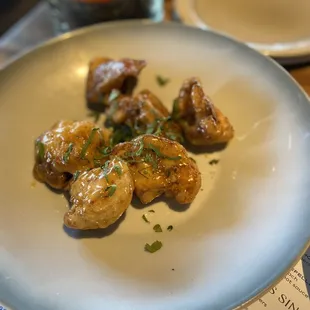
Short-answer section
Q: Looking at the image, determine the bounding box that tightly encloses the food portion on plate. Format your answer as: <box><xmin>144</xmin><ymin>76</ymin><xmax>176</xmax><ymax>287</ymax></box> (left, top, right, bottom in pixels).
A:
<box><xmin>106</xmin><ymin>89</ymin><xmax>184</xmax><ymax>143</ymax></box>
<box><xmin>64</xmin><ymin>158</ymin><xmax>134</xmax><ymax>230</ymax></box>
<box><xmin>33</xmin><ymin>57</ymin><xmax>234</xmax><ymax>231</ymax></box>
<box><xmin>111</xmin><ymin>134</ymin><xmax>201</xmax><ymax>204</ymax></box>
<box><xmin>86</xmin><ymin>57</ymin><xmax>146</xmax><ymax>108</ymax></box>
<box><xmin>33</xmin><ymin>120</ymin><xmax>111</xmax><ymax>190</ymax></box>
<box><xmin>172</xmin><ymin>77</ymin><xmax>234</xmax><ymax>145</ymax></box>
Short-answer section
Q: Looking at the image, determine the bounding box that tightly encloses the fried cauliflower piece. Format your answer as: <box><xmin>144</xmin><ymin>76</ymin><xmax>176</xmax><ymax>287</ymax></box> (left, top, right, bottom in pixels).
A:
<box><xmin>64</xmin><ymin>158</ymin><xmax>134</xmax><ymax>230</ymax></box>
<box><xmin>111</xmin><ymin>134</ymin><xmax>201</xmax><ymax>204</ymax></box>
<box><xmin>173</xmin><ymin>77</ymin><xmax>234</xmax><ymax>145</ymax></box>
<box><xmin>33</xmin><ymin>120</ymin><xmax>110</xmax><ymax>190</ymax></box>
<box><xmin>86</xmin><ymin>57</ymin><xmax>146</xmax><ymax>106</ymax></box>
<box><xmin>107</xmin><ymin>89</ymin><xmax>183</xmax><ymax>143</ymax></box>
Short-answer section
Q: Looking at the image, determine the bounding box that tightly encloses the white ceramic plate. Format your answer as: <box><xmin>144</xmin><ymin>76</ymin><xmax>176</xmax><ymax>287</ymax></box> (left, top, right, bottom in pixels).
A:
<box><xmin>0</xmin><ymin>21</ymin><xmax>310</xmax><ymax>310</ymax></box>
<box><xmin>175</xmin><ymin>0</ymin><xmax>310</xmax><ymax>63</ymax></box>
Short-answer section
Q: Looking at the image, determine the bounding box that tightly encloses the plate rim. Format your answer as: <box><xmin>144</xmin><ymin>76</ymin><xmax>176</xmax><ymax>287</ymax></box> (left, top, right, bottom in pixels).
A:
<box><xmin>174</xmin><ymin>0</ymin><xmax>310</xmax><ymax>61</ymax></box>
<box><xmin>1</xmin><ymin>19</ymin><xmax>310</xmax><ymax>310</ymax></box>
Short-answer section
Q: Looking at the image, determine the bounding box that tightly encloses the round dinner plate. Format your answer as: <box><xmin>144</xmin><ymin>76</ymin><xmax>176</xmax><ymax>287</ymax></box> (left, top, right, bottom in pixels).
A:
<box><xmin>175</xmin><ymin>0</ymin><xmax>310</xmax><ymax>64</ymax></box>
<box><xmin>0</xmin><ymin>21</ymin><xmax>310</xmax><ymax>310</ymax></box>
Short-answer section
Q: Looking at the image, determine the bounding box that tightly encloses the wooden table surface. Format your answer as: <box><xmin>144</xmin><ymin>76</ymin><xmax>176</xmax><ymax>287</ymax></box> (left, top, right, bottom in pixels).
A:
<box><xmin>164</xmin><ymin>0</ymin><xmax>310</xmax><ymax>97</ymax></box>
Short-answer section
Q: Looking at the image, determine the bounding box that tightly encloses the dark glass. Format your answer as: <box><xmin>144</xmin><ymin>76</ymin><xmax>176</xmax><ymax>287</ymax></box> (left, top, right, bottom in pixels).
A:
<box><xmin>48</xmin><ymin>0</ymin><xmax>164</xmax><ymax>34</ymax></box>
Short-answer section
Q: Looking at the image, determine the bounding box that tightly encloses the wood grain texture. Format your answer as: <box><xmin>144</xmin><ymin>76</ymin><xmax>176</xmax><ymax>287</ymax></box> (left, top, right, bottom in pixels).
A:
<box><xmin>290</xmin><ymin>66</ymin><xmax>310</xmax><ymax>96</ymax></box>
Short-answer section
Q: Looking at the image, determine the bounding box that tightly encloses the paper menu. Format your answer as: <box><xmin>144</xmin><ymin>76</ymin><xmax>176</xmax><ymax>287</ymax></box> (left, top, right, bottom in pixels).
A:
<box><xmin>244</xmin><ymin>248</ymin><xmax>310</xmax><ymax>310</ymax></box>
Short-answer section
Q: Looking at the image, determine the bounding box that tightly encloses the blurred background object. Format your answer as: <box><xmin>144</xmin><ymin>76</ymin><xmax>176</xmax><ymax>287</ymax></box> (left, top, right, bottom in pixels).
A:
<box><xmin>0</xmin><ymin>0</ymin><xmax>164</xmax><ymax>67</ymax></box>
<box><xmin>48</xmin><ymin>0</ymin><xmax>164</xmax><ymax>34</ymax></box>
<box><xmin>0</xmin><ymin>0</ymin><xmax>39</xmax><ymax>36</ymax></box>
<box><xmin>174</xmin><ymin>0</ymin><xmax>310</xmax><ymax>64</ymax></box>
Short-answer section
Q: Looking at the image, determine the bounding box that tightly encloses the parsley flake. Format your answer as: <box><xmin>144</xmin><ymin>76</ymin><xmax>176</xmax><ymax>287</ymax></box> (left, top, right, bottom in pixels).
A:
<box><xmin>142</xmin><ymin>214</ymin><xmax>150</xmax><ymax>223</ymax></box>
<box><xmin>135</xmin><ymin>139</ymin><xmax>144</xmax><ymax>156</ymax></box>
<box><xmin>36</xmin><ymin>141</ymin><xmax>45</xmax><ymax>161</ymax></box>
<box><xmin>113</xmin><ymin>165</ymin><xmax>122</xmax><ymax>176</ymax></box>
<box><xmin>148</xmin><ymin>143</ymin><xmax>181</xmax><ymax>161</ymax></box>
<box><xmin>145</xmin><ymin>240</ymin><xmax>163</xmax><ymax>253</ymax></box>
<box><xmin>108</xmin><ymin>89</ymin><xmax>120</xmax><ymax>102</ymax></box>
<box><xmin>63</xmin><ymin>143</ymin><xmax>74</xmax><ymax>163</ymax></box>
<box><xmin>105</xmin><ymin>184</ymin><xmax>117</xmax><ymax>197</ymax></box>
<box><xmin>156</xmin><ymin>75</ymin><xmax>170</xmax><ymax>87</ymax></box>
<box><xmin>80</xmin><ymin>128</ymin><xmax>100</xmax><ymax>159</ymax></box>
<box><xmin>209</xmin><ymin>159</ymin><xmax>219</xmax><ymax>165</ymax></box>
<box><xmin>172</xmin><ymin>99</ymin><xmax>180</xmax><ymax>118</ymax></box>
<box><xmin>153</xmin><ymin>224</ymin><xmax>162</xmax><ymax>233</ymax></box>
<box><xmin>167</xmin><ymin>225</ymin><xmax>173</xmax><ymax>231</ymax></box>
<box><xmin>73</xmin><ymin>171</ymin><xmax>81</xmax><ymax>181</ymax></box>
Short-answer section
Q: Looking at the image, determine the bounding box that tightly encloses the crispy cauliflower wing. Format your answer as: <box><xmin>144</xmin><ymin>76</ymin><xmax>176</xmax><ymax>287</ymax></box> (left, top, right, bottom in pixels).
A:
<box><xmin>33</xmin><ymin>120</ymin><xmax>110</xmax><ymax>190</ymax></box>
<box><xmin>86</xmin><ymin>57</ymin><xmax>146</xmax><ymax>106</ymax></box>
<box><xmin>64</xmin><ymin>158</ymin><xmax>134</xmax><ymax>230</ymax></box>
<box><xmin>107</xmin><ymin>89</ymin><xmax>183</xmax><ymax>143</ymax></box>
<box><xmin>111</xmin><ymin>134</ymin><xmax>201</xmax><ymax>204</ymax></box>
<box><xmin>173</xmin><ymin>77</ymin><xmax>234</xmax><ymax>145</ymax></box>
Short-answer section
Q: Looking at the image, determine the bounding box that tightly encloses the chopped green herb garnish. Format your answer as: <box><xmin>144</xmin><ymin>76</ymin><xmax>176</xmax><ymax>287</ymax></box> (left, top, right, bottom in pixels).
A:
<box><xmin>148</xmin><ymin>143</ymin><xmax>164</xmax><ymax>157</ymax></box>
<box><xmin>167</xmin><ymin>225</ymin><xmax>173</xmax><ymax>231</ymax></box>
<box><xmin>148</xmin><ymin>210</ymin><xmax>155</xmax><ymax>213</ymax></box>
<box><xmin>142</xmin><ymin>214</ymin><xmax>150</xmax><ymax>223</ymax></box>
<box><xmin>146</xmin><ymin>122</ymin><xmax>156</xmax><ymax>134</ymax></box>
<box><xmin>101</xmin><ymin>160</ymin><xmax>111</xmax><ymax>182</ymax></box>
<box><xmin>172</xmin><ymin>98</ymin><xmax>179</xmax><ymax>118</ymax></box>
<box><xmin>144</xmin><ymin>152</ymin><xmax>158</xmax><ymax>169</ymax></box>
<box><xmin>36</xmin><ymin>141</ymin><xmax>45</xmax><ymax>161</ymax></box>
<box><xmin>108</xmin><ymin>89</ymin><xmax>120</xmax><ymax>102</ymax></box>
<box><xmin>153</xmin><ymin>224</ymin><xmax>162</xmax><ymax>233</ymax></box>
<box><xmin>148</xmin><ymin>143</ymin><xmax>181</xmax><ymax>161</ymax></box>
<box><xmin>101</xmin><ymin>146</ymin><xmax>112</xmax><ymax>155</ymax></box>
<box><xmin>73</xmin><ymin>171</ymin><xmax>81</xmax><ymax>181</ymax></box>
<box><xmin>113</xmin><ymin>165</ymin><xmax>122</xmax><ymax>177</ymax></box>
<box><xmin>80</xmin><ymin>128</ymin><xmax>100</xmax><ymax>159</ymax></box>
<box><xmin>110</xmin><ymin>124</ymin><xmax>133</xmax><ymax>146</ymax></box>
<box><xmin>156</xmin><ymin>75</ymin><xmax>170</xmax><ymax>86</ymax></box>
<box><xmin>144</xmin><ymin>240</ymin><xmax>163</xmax><ymax>253</ymax></box>
<box><xmin>135</xmin><ymin>139</ymin><xmax>144</xmax><ymax>156</ymax></box>
<box><xmin>88</xmin><ymin>111</ymin><xmax>100</xmax><ymax>123</ymax></box>
<box><xmin>165</xmin><ymin>131</ymin><xmax>184</xmax><ymax>143</ymax></box>
<box><xmin>209</xmin><ymin>159</ymin><xmax>219</xmax><ymax>165</ymax></box>
<box><xmin>105</xmin><ymin>184</ymin><xmax>117</xmax><ymax>197</ymax></box>
<box><xmin>63</xmin><ymin>143</ymin><xmax>74</xmax><ymax>163</ymax></box>
<box><xmin>96</xmin><ymin>146</ymin><xmax>112</xmax><ymax>159</ymax></box>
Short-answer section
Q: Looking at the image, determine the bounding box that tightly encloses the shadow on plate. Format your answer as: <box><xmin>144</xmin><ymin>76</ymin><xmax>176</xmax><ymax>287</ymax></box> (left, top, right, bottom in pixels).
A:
<box><xmin>131</xmin><ymin>195</ymin><xmax>191</xmax><ymax>212</ymax></box>
<box><xmin>184</xmin><ymin>141</ymin><xmax>228</xmax><ymax>155</ymax></box>
<box><xmin>63</xmin><ymin>211</ymin><xmax>126</xmax><ymax>239</ymax></box>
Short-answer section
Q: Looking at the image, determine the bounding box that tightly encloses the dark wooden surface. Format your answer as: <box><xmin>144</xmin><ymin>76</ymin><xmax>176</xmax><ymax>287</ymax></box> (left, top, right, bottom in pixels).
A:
<box><xmin>290</xmin><ymin>66</ymin><xmax>310</xmax><ymax>96</ymax></box>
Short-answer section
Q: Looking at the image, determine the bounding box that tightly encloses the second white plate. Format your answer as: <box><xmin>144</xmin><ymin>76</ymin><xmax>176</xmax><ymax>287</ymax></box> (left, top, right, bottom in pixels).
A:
<box><xmin>175</xmin><ymin>0</ymin><xmax>310</xmax><ymax>64</ymax></box>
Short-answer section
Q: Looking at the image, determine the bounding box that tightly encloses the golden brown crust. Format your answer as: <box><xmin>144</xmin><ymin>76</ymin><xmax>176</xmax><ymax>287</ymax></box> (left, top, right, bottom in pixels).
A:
<box><xmin>86</xmin><ymin>57</ymin><xmax>146</xmax><ymax>105</ymax></box>
<box><xmin>33</xmin><ymin>120</ymin><xmax>110</xmax><ymax>190</ymax></box>
<box><xmin>107</xmin><ymin>90</ymin><xmax>184</xmax><ymax>143</ymax></box>
<box><xmin>173</xmin><ymin>77</ymin><xmax>234</xmax><ymax>145</ymax></box>
<box><xmin>111</xmin><ymin>134</ymin><xmax>201</xmax><ymax>204</ymax></box>
<box><xmin>64</xmin><ymin>159</ymin><xmax>134</xmax><ymax>230</ymax></box>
